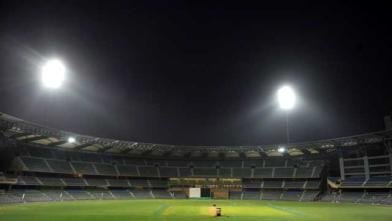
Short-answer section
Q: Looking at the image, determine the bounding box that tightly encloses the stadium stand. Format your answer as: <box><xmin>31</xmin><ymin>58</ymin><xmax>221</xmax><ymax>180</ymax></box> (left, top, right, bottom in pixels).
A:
<box><xmin>116</xmin><ymin>165</ymin><xmax>138</xmax><ymax>176</ymax></box>
<box><xmin>242</xmin><ymin>190</ymin><xmax>261</xmax><ymax>200</ymax></box>
<box><xmin>192</xmin><ymin>167</ymin><xmax>217</xmax><ymax>177</ymax></box>
<box><xmin>261</xmin><ymin>190</ymin><xmax>283</xmax><ymax>200</ymax></box>
<box><xmin>132</xmin><ymin>190</ymin><xmax>153</xmax><ymax>199</ymax></box>
<box><xmin>159</xmin><ymin>167</ymin><xmax>178</xmax><ymax>177</ymax></box>
<box><xmin>253</xmin><ymin>168</ymin><xmax>273</xmax><ymax>178</ymax></box>
<box><xmin>107</xmin><ymin>178</ymin><xmax>130</xmax><ymax>187</ymax></box>
<box><xmin>1</xmin><ymin>113</ymin><xmax>391</xmax><ymax>205</ymax></box>
<box><xmin>229</xmin><ymin>191</ymin><xmax>242</xmax><ymax>200</ymax></box>
<box><xmin>232</xmin><ymin>168</ymin><xmax>252</xmax><ymax>178</ymax></box>
<box><xmin>274</xmin><ymin>168</ymin><xmax>294</xmax><ymax>178</ymax></box>
<box><xmin>46</xmin><ymin>160</ymin><xmax>74</xmax><ymax>174</ymax></box>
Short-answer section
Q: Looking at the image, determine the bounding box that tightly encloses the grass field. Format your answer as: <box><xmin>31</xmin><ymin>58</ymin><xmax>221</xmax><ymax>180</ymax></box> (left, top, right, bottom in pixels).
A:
<box><xmin>0</xmin><ymin>200</ymin><xmax>391</xmax><ymax>221</ymax></box>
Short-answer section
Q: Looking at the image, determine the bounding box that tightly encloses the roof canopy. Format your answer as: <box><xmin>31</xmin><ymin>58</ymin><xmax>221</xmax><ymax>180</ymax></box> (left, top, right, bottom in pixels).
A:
<box><xmin>1</xmin><ymin>112</ymin><xmax>391</xmax><ymax>158</ymax></box>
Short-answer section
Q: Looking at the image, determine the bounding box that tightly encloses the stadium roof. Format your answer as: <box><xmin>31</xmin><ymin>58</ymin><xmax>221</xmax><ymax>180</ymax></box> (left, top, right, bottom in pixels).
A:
<box><xmin>1</xmin><ymin>112</ymin><xmax>391</xmax><ymax>158</ymax></box>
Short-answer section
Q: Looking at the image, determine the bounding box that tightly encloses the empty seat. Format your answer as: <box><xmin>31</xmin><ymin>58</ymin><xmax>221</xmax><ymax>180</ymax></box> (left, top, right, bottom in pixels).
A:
<box><xmin>193</xmin><ymin>168</ymin><xmax>217</xmax><ymax>177</ymax></box>
<box><xmin>149</xmin><ymin>179</ymin><xmax>168</xmax><ymax>188</ymax></box>
<box><xmin>232</xmin><ymin>168</ymin><xmax>251</xmax><ymax>178</ymax></box>
<box><xmin>282</xmin><ymin>191</ymin><xmax>302</xmax><ymax>201</ymax></box>
<box><xmin>192</xmin><ymin>161</ymin><xmax>217</xmax><ymax>167</ymax></box>
<box><xmin>18</xmin><ymin>176</ymin><xmax>41</xmax><ymax>185</ymax></box>
<box><xmin>167</xmin><ymin>160</ymin><xmax>189</xmax><ymax>167</ymax></box>
<box><xmin>138</xmin><ymin>166</ymin><xmax>158</xmax><ymax>177</ymax></box>
<box><xmin>301</xmin><ymin>190</ymin><xmax>319</xmax><ymax>201</ymax></box>
<box><xmin>94</xmin><ymin>163</ymin><xmax>117</xmax><ymax>175</ymax></box>
<box><xmin>229</xmin><ymin>191</ymin><xmax>242</xmax><ymax>200</ymax></box>
<box><xmin>305</xmin><ymin>180</ymin><xmax>320</xmax><ymax>189</ymax></box>
<box><xmin>40</xmin><ymin>177</ymin><xmax>64</xmax><ymax>186</ymax></box>
<box><xmin>63</xmin><ymin>177</ymin><xmax>86</xmax><ymax>186</ymax></box>
<box><xmin>284</xmin><ymin>181</ymin><xmax>304</xmax><ymax>188</ymax></box>
<box><xmin>274</xmin><ymin>168</ymin><xmax>294</xmax><ymax>178</ymax></box>
<box><xmin>21</xmin><ymin>157</ymin><xmax>50</xmax><ymax>172</ymax></box>
<box><xmin>129</xmin><ymin>179</ymin><xmax>149</xmax><ymax>187</ymax></box>
<box><xmin>117</xmin><ymin>165</ymin><xmax>138</xmax><ymax>176</ymax></box>
<box><xmin>110</xmin><ymin>190</ymin><xmax>133</xmax><ymax>199</ymax></box>
<box><xmin>243</xmin><ymin>191</ymin><xmax>260</xmax><ymax>200</ymax></box>
<box><xmin>179</xmin><ymin>168</ymin><xmax>192</xmax><ymax>177</ymax></box>
<box><xmin>243</xmin><ymin>160</ymin><xmax>263</xmax><ymax>168</ymax></box>
<box><xmin>295</xmin><ymin>167</ymin><xmax>313</xmax><ymax>178</ymax></box>
<box><xmin>262</xmin><ymin>190</ymin><xmax>282</xmax><ymax>200</ymax></box>
<box><xmin>243</xmin><ymin>180</ymin><xmax>262</xmax><ymax>188</ymax></box>
<box><xmin>219</xmin><ymin>160</ymin><xmax>242</xmax><ymax>167</ymax></box>
<box><xmin>124</xmin><ymin>158</ymin><xmax>145</xmax><ymax>166</ymax></box>
<box><xmin>219</xmin><ymin>168</ymin><xmax>232</xmax><ymax>177</ymax></box>
<box><xmin>132</xmin><ymin>190</ymin><xmax>152</xmax><ymax>199</ymax></box>
<box><xmin>85</xmin><ymin>178</ymin><xmax>108</xmax><ymax>186</ymax></box>
<box><xmin>253</xmin><ymin>168</ymin><xmax>273</xmax><ymax>178</ymax></box>
<box><xmin>263</xmin><ymin>180</ymin><xmax>282</xmax><ymax>188</ymax></box>
<box><xmin>107</xmin><ymin>178</ymin><xmax>130</xmax><ymax>187</ymax></box>
<box><xmin>47</xmin><ymin>160</ymin><xmax>74</xmax><ymax>174</ymax></box>
<box><xmin>72</xmin><ymin>162</ymin><xmax>97</xmax><ymax>175</ymax></box>
<box><xmin>28</xmin><ymin>148</ymin><xmax>54</xmax><ymax>158</ymax></box>
<box><xmin>159</xmin><ymin>167</ymin><xmax>178</xmax><ymax>177</ymax></box>
<box><xmin>264</xmin><ymin>158</ymin><xmax>286</xmax><ymax>167</ymax></box>
<box><xmin>153</xmin><ymin>190</ymin><xmax>172</xmax><ymax>199</ymax></box>
<box><xmin>67</xmin><ymin>190</ymin><xmax>94</xmax><ymax>200</ymax></box>
<box><xmin>79</xmin><ymin>153</ymin><xmax>102</xmax><ymax>162</ymax></box>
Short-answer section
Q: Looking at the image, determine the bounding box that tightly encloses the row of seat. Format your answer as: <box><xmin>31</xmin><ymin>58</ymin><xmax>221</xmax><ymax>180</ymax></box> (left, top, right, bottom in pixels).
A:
<box><xmin>321</xmin><ymin>191</ymin><xmax>392</xmax><ymax>204</ymax></box>
<box><xmin>339</xmin><ymin>176</ymin><xmax>392</xmax><ymax>188</ymax></box>
<box><xmin>17</xmin><ymin>176</ymin><xmax>168</xmax><ymax>188</ymax></box>
<box><xmin>16</xmin><ymin>157</ymin><xmax>323</xmax><ymax>178</ymax></box>
<box><xmin>229</xmin><ymin>190</ymin><xmax>319</xmax><ymax>201</ymax></box>
<box><xmin>15</xmin><ymin>175</ymin><xmax>322</xmax><ymax>189</ymax></box>
<box><xmin>0</xmin><ymin>189</ymin><xmax>186</xmax><ymax>204</ymax></box>
<box><xmin>243</xmin><ymin>180</ymin><xmax>320</xmax><ymax>189</ymax></box>
<box><xmin>22</xmin><ymin>146</ymin><xmax>324</xmax><ymax>167</ymax></box>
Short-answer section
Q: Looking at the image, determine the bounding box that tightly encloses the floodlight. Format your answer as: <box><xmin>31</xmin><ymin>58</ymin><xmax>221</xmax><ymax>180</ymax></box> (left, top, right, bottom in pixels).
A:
<box><xmin>67</xmin><ymin>136</ymin><xmax>76</xmax><ymax>143</ymax></box>
<box><xmin>41</xmin><ymin>59</ymin><xmax>66</xmax><ymax>89</ymax></box>
<box><xmin>277</xmin><ymin>85</ymin><xmax>296</xmax><ymax>110</ymax></box>
<box><xmin>278</xmin><ymin>147</ymin><xmax>286</xmax><ymax>153</ymax></box>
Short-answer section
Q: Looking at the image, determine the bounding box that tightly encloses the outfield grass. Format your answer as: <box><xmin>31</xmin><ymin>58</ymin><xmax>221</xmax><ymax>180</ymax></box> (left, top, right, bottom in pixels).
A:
<box><xmin>0</xmin><ymin>200</ymin><xmax>391</xmax><ymax>221</ymax></box>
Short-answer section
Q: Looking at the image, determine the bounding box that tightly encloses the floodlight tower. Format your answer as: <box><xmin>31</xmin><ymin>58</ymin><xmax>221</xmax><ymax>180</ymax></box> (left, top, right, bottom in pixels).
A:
<box><xmin>41</xmin><ymin>59</ymin><xmax>66</xmax><ymax>89</ymax></box>
<box><xmin>39</xmin><ymin>58</ymin><xmax>66</xmax><ymax>125</ymax></box>
<box><xmin>277</xmin><ymin>85</ymin><xmax>296</xmax><ymax>145</ymax></box>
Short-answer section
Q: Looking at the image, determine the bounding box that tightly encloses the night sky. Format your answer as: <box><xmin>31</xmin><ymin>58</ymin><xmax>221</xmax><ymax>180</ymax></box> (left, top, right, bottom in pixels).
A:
<box><xmin>1</xmin><ymin>1</ymin><xmax>391</xmax><ymax>146</ymax></box>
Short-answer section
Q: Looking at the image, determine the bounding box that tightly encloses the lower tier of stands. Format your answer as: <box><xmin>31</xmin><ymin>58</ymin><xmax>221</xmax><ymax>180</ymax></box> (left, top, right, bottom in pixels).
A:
<box><xmin>0</xmin><ymin>189</ymin><xmax>319</xmax><ymax>204</ymax></box>
<box><xmin>13</xmin><ymin>175</ymin><xmax>323</xmax><ymax>190</ymax></box>
<box><xmin>0</xmin><ymin>189</ymin><xmax>179</xmax><ymax>204</ymax></box>
<box><xmin>229</xmin><ymin>190</ymin><xmax>320</xmax><ymax>201</ymax></box>
<box><xmin>320</xmin><ymin>190</ymin><xmax>392</xmax><ymax>205</ymax></box>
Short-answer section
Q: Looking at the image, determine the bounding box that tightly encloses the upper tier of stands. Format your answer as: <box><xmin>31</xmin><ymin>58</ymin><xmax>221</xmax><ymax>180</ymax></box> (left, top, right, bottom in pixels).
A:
<box><xmin>11</xmin><ymin>146</ymin><xmax>324</xmax><ymax>179</ymax></box>
<box><xmin>14</xmin><ymin>156</ymin><xmax>323</xmax><ymax>178</ymax></box>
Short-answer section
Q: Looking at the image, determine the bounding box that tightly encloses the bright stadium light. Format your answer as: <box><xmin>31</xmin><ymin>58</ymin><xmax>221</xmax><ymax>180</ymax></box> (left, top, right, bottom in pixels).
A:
<box><xmin>278</xmin><ymin>147</ymin><xmax>286</xmax><ymax>153</ymax></box>
<box><xmin>276</xmin><ymin>85</ymin><xmax>297</xmax><ymax>145</ymax></box>
<box><xmin>67</xmin><ymin>136</ymin><xmax>76</xmax><ymax>143</ymax></box>
<box><xmin>277</xmin><ymin>85</ymin><xmax>296</xmax><ymax>110</ymax></box>
<box><xmin>41</xmin><ymin>59</ymin><xmax>66</xmax><ymax>89</ymax></box>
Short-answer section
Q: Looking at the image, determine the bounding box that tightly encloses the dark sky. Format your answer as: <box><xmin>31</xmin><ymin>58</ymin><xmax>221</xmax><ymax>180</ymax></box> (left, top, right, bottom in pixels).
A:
<box><xmin>1</xmin><ymin>1</ymin><xmax>391</xmax><ymax>146</ymax></box>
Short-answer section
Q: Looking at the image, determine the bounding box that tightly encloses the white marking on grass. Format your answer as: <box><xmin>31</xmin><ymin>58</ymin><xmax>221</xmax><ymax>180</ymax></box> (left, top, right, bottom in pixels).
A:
<box><xmin>266</xmin><ymin>202</ymin><xmax>306</xmax><ymax>216</ymax></box>
<box><xmin>153</xmin><ymin>204</ymin><xmax>170</xmax><ymax>216</ymax></box>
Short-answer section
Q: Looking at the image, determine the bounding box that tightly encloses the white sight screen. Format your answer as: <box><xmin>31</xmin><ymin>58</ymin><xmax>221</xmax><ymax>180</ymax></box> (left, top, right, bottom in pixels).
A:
<box><xmin>189</xmin><ymin>188</ymin><xmax>201</xmax><ymax>198</ymax></box>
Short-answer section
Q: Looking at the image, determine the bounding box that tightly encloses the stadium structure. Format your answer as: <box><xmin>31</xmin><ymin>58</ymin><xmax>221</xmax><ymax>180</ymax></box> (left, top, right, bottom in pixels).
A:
<box><xmin>0</xmin><ymin>112</ymin><xmax>391</xmax><ymax>204</ymax></box>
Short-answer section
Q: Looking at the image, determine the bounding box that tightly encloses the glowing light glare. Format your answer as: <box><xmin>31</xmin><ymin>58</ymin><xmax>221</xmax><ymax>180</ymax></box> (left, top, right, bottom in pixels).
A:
<box><xmin>278</xmin><ymin>147</ymin><xmax>286</xmax><ymax>153</ymax></box>
<box><xmin>277</xmin><ymin>86</ymin><xmax>296</xmax><ymax>110</ymax></box>
<box><xmin>41</xmin><ymin>59</ymin><xmax>66</xmax><ymax>89</ymax></box>
<box><xmin>67</xmin><ymin>137</ymin><xmax>76</xmax><ymax>143</ymax></box>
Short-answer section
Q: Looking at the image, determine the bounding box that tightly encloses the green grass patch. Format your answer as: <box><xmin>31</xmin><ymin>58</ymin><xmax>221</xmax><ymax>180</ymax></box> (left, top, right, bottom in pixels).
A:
<box><xmin>0</xmin><ymin>200</ymin><xmax>391</xmax><ymax>221</ymax></box>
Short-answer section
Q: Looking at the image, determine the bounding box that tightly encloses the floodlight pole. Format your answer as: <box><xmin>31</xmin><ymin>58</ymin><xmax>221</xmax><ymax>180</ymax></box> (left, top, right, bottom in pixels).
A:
<box><xmin>285</xmin><ymin>111</ymin><xmax>290</xmax><ymax>144</ymax></box>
